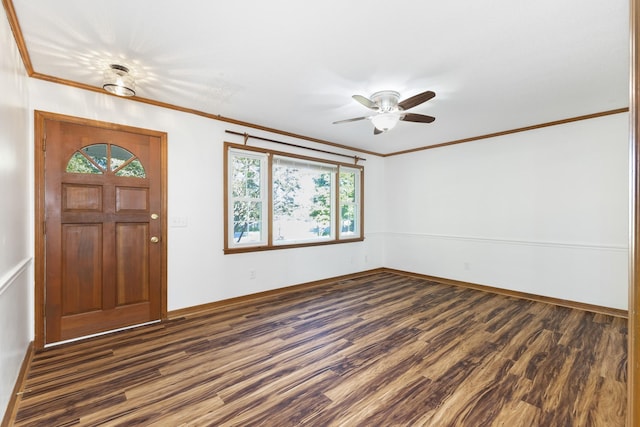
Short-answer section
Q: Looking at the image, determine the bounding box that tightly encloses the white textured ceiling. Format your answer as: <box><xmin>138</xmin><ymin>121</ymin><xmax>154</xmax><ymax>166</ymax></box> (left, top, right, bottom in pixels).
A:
<box><xmin>11</xmin><ymin>0</ymin><xmax>630</xmax><ymax>154</ymax></box>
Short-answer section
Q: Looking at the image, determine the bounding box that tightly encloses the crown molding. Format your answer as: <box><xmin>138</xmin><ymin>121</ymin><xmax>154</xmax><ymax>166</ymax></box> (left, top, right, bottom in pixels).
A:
<box><xmin>1</xmin><ymin>0</ymin><xmax>630</xmax><ymax>160</ymax></box>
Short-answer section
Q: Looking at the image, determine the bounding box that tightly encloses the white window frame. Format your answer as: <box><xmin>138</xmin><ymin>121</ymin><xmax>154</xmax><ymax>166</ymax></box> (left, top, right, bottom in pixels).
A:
<box><xmin>338</xmin><ymin>167</ymin><xmax>361</xmax><ymax>239</ymax></box>
<box><xmin>227</xmin><ymin>148</ymin><xmax>269</xmax><ymax>249</ymax></box>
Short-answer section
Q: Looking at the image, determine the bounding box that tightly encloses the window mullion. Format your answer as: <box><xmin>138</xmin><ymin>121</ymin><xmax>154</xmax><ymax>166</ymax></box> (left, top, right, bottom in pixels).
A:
<box><xmin>267</xmin><ymin>152</ymin><xmax>273</xmax><ymax>247</ymax></box>
<box><xmin>336</xmin><ymin>166</ymin><xmax>341</xmax><ymax>240</ymax></box>
<box><xmin>356</xmin><ymin>170</ymin><xmax>364</xmax><ymax>238</ymax></box>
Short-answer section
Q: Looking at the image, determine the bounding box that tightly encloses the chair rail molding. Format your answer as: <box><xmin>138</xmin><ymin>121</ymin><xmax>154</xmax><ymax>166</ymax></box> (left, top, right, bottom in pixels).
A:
<box><xmin>385</xmin><ymin>231</ymin><xmax>629</xmax><ymax>252</ymax></box>
<box><xmin>0</xmin><ymin>257</ymin><xmax>32</xmax><ymax>296</ymax></box>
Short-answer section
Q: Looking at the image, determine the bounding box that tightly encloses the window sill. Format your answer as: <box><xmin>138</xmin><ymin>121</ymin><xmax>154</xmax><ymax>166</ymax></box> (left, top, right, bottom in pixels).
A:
<box><xmin>224</xmin><ymin>237</ymin><xmax>365</xmax><ymax>254</ymax></box>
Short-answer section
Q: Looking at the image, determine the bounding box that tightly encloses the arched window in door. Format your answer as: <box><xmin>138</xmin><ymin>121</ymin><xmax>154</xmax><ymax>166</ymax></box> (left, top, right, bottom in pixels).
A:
<box><xmin>66</xmin><ymin>143</ymin><xmax>146</xmax><ymax>178</ymax></box>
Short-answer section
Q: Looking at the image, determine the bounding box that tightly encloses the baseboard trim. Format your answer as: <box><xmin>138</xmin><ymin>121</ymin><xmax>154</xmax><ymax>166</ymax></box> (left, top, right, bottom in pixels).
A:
<box><xmin>171</xmin><ymin>266</ymin><xmax>627</xmax><ymax>320</ymax></box>
<box><xmin>382</xmin><ymin>268</ymin><xmax>629</xmax><ymax>319</ymax></box>
<box><xmin>1</xmin><ymin>341</ymin><xmax>35</xmax><ymax>427</ymax></box>
<box><xmin>168</xmin><ymin>268</ymin><xmax>386</xmax><ymax>319</ymax></box>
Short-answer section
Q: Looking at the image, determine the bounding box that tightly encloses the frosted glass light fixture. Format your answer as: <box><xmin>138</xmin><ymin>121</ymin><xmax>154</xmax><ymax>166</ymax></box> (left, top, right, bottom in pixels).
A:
<box><xmin>370</xmin><ymin>113</ymin><xmax>400</xmax><ymax>132</ymax></box>
<box><xmin>103</xmin><ymin>64</ymin><xmax>135</xmax><ymax>97</ymax></box>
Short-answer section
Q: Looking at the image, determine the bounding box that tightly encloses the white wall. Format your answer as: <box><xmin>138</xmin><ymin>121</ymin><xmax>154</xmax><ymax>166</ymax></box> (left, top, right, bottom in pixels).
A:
<box><xmin>28</xmin><ymin>79</ymin><xmax>387</xmax><ymax>311</ymax></box>
<box><xmin>0</xmin><ymin>10</ymin><xmax>32</xmax><ymax>421</ymax></box>
<box><xmin>21</xmin><ymin>78</ymin><xmax>633</xmax><ymax>316</ymax></box>
<box><xmin>385</xmin><ymin>113</ymin><xmax>629</xmax><ymax>309</ymax></box>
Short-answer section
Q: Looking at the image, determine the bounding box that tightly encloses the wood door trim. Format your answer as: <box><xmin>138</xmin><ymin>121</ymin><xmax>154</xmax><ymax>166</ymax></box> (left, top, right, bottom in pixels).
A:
<box><xmin>34</xmin><ymin>110</ymin><xmax>168</xmax><ymax>349</ymax></box>
<box><xmin>631</xmin><ymin>0</ymin><xmax>640</xmax><ymax>424</ymax></box>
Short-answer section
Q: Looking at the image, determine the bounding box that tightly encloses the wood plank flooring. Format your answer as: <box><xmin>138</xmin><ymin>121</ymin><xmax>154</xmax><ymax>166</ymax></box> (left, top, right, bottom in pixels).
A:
<box><xmin>10</xmin><ymin>272</ymin><xmax>628</xmax><ymax>426</ymax></box>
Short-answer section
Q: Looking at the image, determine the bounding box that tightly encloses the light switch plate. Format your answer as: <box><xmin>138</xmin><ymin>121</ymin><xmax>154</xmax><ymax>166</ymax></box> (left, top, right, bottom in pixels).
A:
<box><xmin>169</xmin><ymin>216</ymin><xmax>188</xmax><ymax>227</ymax></box>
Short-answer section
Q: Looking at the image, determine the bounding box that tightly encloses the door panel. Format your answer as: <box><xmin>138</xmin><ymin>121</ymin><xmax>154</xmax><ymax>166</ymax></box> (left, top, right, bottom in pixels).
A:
<box><xmin>116</xmin><ymin>186</ymin><xmax>148</xmax><ymax>211</ymax></box>
<box><xmin>62</xmin><ymin>184</ymin><xmax>103</xmax><ymax>211</ymax></box>
<box><xmin>116</xmin><ymin>222</ymin><xmax>150</xmax><ymax>305</ymax></box>
<box><xmin>40</xmin><ymin>115</ymin><xmax>166</xmax><ymax>345</ymax></box>
<box><xmin>61</xmin><ymin>224</ymin><xmax>103</xmax><ymax>315</ymax></box>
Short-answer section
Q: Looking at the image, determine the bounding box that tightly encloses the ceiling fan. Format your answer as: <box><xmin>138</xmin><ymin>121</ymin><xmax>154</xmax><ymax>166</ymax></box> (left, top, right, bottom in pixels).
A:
<box><xmin>333</xmin><ymin>90</ymin><xmax>436</xmax><ymax>135</ymax></box>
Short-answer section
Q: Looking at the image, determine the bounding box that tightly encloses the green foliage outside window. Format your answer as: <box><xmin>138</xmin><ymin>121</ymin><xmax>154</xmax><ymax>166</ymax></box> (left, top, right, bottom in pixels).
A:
<box><xmin>66</xmin><ymin>144</ymin><xmax>146</xmax><ymax>178</ymax></box>
<box><xmin>339</xmin><ymin>171</ymin><xmax>357</xmax><ymax>234</ymax></box>
<box><xmin>273</xmin><ymin>165</ymin><xmax>301</xmax><ymax>240</ymax></box>
<box><xmin>309</xmin><ymin>172</ymin><xmax>332</xmax><ymax>236</ymax></box>
<box><xmin>66</xmin><ymin>152</ymin><xmax>103</xmax><ymax>174</ymax></box>
<box><xmin>232</xmin><ymin>156</ymin><xmax>263</xmax><ymax>243</ymax></box>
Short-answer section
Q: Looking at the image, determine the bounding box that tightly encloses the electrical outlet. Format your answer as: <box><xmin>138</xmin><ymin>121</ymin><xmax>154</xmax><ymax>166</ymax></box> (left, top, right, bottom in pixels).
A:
<box><xmin>249</xmin><ymin>270</ymin><xmax>256</xmax><ymax>279</ymax></box>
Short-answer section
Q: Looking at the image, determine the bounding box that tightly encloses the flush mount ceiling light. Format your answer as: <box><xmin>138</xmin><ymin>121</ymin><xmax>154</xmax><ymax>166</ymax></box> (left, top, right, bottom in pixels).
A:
<box><xmin>103</xmin><ymin>64</ymin><xmax>135</xmax><ymax>97</ymax></box>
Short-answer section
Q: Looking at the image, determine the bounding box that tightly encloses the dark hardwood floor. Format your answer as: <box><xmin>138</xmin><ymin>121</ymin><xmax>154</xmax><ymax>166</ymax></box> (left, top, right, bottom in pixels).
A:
<box><xmin>10</xmin><ymin>272</ymin><xmax>627</xmax><ymax>426</ymax></box>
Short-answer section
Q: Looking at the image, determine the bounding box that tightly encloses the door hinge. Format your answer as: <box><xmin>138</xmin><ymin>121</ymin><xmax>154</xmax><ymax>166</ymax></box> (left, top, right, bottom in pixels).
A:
<box><xmin>43</xmin><ymin>220</ymin><xmax>46</xmax><ymax>235</ymax></box>
<box><xmin>42</xmin><ymin>133</ymin><xmax>46</xmax><ymax>151</ymax></box>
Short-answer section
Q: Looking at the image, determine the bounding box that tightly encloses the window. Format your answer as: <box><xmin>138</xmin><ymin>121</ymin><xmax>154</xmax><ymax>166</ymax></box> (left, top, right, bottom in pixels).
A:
<box><xmin>225</xmin><ymin>143</ymin><xmax>363</xmax><ymax>253</ymax></box>
<box><xmin>339</xmin><ymin>167</ymin><xmax>360</xmax><ymax>239</ymax></box>
<box><xmin>228</xmin><ymin>149</ymin><xmax>268</xmax><ymax>247</ymax></box>
<box><xmin>66</xmin><ymin>143</ymin><xmax>146</xmax><ymax>178</ymax></box>
<box><xmin>273</xmin><ymin>156</ymin><xmax>336</xmax><ymax>244</ymax></box>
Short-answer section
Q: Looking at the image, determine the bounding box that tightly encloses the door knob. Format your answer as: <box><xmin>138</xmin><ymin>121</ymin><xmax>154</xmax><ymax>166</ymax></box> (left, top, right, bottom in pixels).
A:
<box><xmin>151</xmin><ymin>213</ymin><xmax>159</xmax><ymax>220</ymax></box>
<box><xmin>150</xmin><ymin>236</ymin><xmax>159</xmax><ymax>243</ymax></box>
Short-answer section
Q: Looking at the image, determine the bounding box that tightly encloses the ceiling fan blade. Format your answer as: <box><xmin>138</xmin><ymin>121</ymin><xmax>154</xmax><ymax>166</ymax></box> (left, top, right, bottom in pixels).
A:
<box><xmin>398</xmin><ymin>90</ymin><xmax>436</xmax><ymax>110</ymax></box>
<box><xmin>333</xmin><ymin>116</ymin><xmax>369</xmax><ymax>124</ymax></box>
<box><xmin>400</xmin><ymin>113</ymin><xmax>436</xmax><ymax>123</ymax></box>
<box><xmin>373</xmin><ymin>127</ymin><xmax>384</xmax><ymax>135</ymax></box>
<box><xmin>352</xmin><ymin>94</ymin><xmax>378</xmax><ymax>110</ymax></box>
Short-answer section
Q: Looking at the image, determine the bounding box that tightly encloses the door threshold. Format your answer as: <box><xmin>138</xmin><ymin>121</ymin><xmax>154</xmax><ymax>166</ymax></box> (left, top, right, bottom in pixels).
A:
<box><xmin>44</xmin><ymin>320</ymin><xmax>162</xmax><ymax>348</ymax></box>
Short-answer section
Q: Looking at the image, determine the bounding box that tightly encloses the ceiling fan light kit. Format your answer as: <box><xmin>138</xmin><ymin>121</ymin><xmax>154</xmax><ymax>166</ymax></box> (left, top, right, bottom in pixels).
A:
<box><xmin>103</xmin><ymin>64</ymin><xmax>136</xmax><ymax>97</ymax></box>
<box><xmin>371</xmin><ymin>113</ymin><xmax>400</xmax><ymax>132</ymax></box>
<box><xmin>334</xmin><ymin>89</ymin><xmax>436</xmax><ymax>135</ymax></box>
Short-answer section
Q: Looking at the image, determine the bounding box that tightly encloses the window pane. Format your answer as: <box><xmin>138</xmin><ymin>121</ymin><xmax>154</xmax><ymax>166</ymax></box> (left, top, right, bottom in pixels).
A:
<box><xmin>232</xmin><ymin>157</ymin><xmax>262</xmax><ymax>198</ymax></box>
<box><xmin>339</xmin><ymin>171</ymin><xmax>356</xmax><ymax>203</ymax></box>
<box><xmin>273</xmin><ymin>164</ymin><xmax>301</xmax><ymax>241</ymax></box>
<box><xmin>81</xmin><ymin>144</ymin><xmax>108</xmax><ymax>170</ymax></box>
<box><xmin>339</xmin><ymin>168</ymin><xmax>360</xmax><ymax>239</ymax></box>
<box><xmin>273</xmin><ymin>159</ymin><xmax>334</xmax><ymax>244</ymax></box>
<box><xmin>66</xmin><ymin>152</ymin><xmax>103</xmax><ymax>174</ymax></box>
<box><xmin>310</xmin><ymin>172</ymin><xmax>333</xmax><ymax>237</ymax></box>
<box><xmin>110</xmin><ymin>145</ymin><xmax>134</xmax><ymax>171</ymax></box>
<box><xmin>340</xmin><ymin>205</ymin><xmax>356</xmax><ymax>236</ymax></box>
<box><xmin>115</xmin><ymin>159</ymin><xmax>146</xmax><ymax>178</ymax></box>
<box><xmin>233</xmin><ymin>201</ymin><xmax>263</xmax><ymax>244</ymax></box>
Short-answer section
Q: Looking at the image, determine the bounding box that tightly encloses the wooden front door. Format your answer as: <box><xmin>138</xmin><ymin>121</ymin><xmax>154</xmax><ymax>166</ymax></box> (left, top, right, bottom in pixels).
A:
<box><xmin>36</xmin><ymin>112</ymin><xmax>167</xmax><ymax>346</ymax></box>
